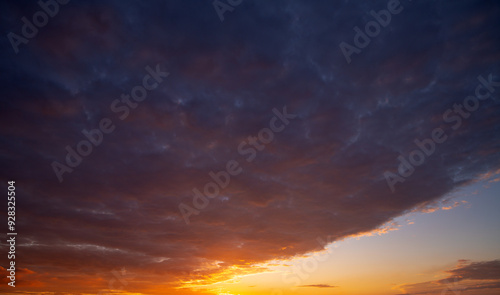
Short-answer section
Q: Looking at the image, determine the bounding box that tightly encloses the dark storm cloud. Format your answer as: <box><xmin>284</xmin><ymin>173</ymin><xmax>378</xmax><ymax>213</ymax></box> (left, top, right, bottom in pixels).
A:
<box><xmin>0</xmin><ymin>0</ymin><xmax>499</xmax><ymax>293</ymax></box>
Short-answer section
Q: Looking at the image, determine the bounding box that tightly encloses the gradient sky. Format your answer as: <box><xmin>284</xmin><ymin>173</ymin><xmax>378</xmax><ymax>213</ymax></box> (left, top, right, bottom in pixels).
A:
<box><xmin>0</xmin><ymin>0</ymin><xmax>499</xmax><ymax>294</ymax></box>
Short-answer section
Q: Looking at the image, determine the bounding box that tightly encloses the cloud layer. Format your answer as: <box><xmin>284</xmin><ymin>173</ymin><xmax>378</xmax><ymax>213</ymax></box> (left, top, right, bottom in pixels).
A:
<box><xmin>397</xmin><ymin>259</ymin><xmax>500</xmax><ymax>295</ymax></box>
<box><xmin>0</xmin><ymin>0</ymin><xmax>499</xmax><ymax>293</ymax></box>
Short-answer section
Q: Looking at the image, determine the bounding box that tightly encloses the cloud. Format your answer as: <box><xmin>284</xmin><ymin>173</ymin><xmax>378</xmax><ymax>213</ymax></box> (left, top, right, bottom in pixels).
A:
<box><xmin>445</xmin><ymin>259</ymin><xmax>500</xmax><ymax>281</ymax></box>
<box><xmin>298</xmin><ymin>284</ymin><xmax>337</xmax><ymax>288</ymax></box>
<box><xmin>397</xmin><ymin>259</ymin><xmax>500</xmax><ymax>295</ymax></box>
<box><xmin>0</xmin><ymin>0</ymin><xmax>499</xmax><ymax>294</ymax></box>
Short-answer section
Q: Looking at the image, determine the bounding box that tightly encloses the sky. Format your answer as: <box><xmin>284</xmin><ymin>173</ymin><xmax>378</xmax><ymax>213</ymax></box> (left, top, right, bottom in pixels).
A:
<box><xmin>0</xmin><ymin>0</ymin><xmax>499</xmax><ymax>294</ymax></box>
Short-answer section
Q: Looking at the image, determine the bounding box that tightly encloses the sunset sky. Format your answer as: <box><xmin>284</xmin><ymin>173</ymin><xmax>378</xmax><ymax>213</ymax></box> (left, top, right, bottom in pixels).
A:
<box><xmin>0</xmin><ymin>0</ymin><xmax>499</xmax><ymax>294</ymax></box>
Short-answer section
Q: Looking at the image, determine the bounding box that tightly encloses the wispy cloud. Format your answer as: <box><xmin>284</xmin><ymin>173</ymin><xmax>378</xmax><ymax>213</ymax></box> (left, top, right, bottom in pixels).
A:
<box><xmin>396</xmin><ymin>260</ymin><xmax>500</xmax><ymax>295</ymax></box>
<box><xmin>299</xmin><ymin>284</ymin><xmax>337</xmax><ymax>288</ymax></box>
